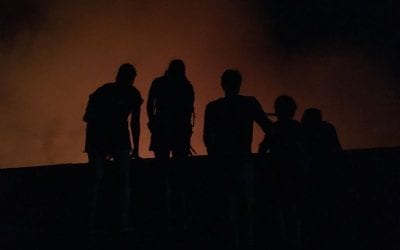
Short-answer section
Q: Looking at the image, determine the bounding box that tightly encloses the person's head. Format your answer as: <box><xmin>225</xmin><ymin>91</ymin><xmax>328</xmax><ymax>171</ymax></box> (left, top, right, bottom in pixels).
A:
<box><xmin>221</xmin><ymin>69</ymin><xmax>241</xmax><ymax>96</ymax></box>
<box><xmin>116</xmin><ymin>63</ymin><xmax>137</xmax><ymax>85</ymax></box>
<box><xmin>301</xmin><ymin>108</ymin><xmax>322</xmax><ymax>125</ymax></box>
<box><xmin>165</xmin><ymin>59</ymin><xmax>186</xmax><ymax>78</ymax></box>
<box><xmin>274</xmin><ymin>95</ymin><xmax>297</xmax><ymax>120</ymax></box>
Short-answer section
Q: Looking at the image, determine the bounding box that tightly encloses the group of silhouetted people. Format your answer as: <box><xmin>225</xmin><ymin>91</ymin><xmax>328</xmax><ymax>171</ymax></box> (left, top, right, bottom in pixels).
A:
<box><xmin>83</xmin><ymin>60</ymin><xmax>342</xmax><ymax>249</ymax></box>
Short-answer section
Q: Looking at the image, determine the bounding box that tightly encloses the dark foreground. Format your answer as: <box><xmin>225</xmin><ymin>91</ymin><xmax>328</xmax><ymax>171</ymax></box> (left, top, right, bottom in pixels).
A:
<box><xmin>1</xmin><ymin>147</ymin><xmax>399</xmax><ymax>250</ymax></box>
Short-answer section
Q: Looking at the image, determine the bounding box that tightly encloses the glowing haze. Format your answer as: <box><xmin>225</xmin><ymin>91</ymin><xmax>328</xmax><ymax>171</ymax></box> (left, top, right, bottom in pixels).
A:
<box><xmin>1</xmin><ymin>0</ymin><xmax>399</xmax><ymax>168</ymax></box>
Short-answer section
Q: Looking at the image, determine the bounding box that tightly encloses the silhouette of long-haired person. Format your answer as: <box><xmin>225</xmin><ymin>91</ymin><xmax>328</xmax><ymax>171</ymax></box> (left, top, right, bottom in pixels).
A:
<box><xmin>83</xmin><ymin>63</ymin><xmax>143</xmax><ymax>232</ymax></box>
<box><xmin>147</xmin><ymin>59</ymin><xmax>195</xmax><ymax>159</ymax></box>
<box><xmin>147</xmin><ymin>59</ymin><xmax>194</xmax><ymax>232</ymax></box>
<box><xmin>301</xmin><ymin>108</ymin><xmax>342</xmax><ymax>250</ymax></box>
<box><xmin>258</xmin><ymin>95</ymin><xmax>304</xmax><ymax>250</ymax></box>
<box><xmin>203</xmin><ymin>69</ymin><xmax>271</xmax><ymax>249</ymax></box>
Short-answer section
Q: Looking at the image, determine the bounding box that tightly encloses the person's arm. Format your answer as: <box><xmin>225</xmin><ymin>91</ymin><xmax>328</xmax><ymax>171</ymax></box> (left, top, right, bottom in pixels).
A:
<box><xmin>252</xmin><ymin>97</ymin><xmax>272</xmax><ymax>134</ymax></box>
<box><xmin>146</xmin><ymin>81</ymin><xmax>156</xmax><ymax>125</ymax></box>
<box><xmin>203</xmin><ymin>104</ymin><xmax>215</xmax><ymax>155</ymax></box>
<box><xmin>83</xmin><ymin>92</ymin><xmax>97</xmax><ymax>123</ymax></box>
<box><xmin>188</xmin><ymin>84</ymin><xmax>195</xmax><ymax>127</ymax></box>
<box><xmin>258</xmin><ymin>134</ymin><xmax>269</xmax><ymax>154</ymax></box>
<box><xmin>131</xmin><ymin>101</ymin><xmax>141</xmax><ymax>159</ymax></box>
<box><xmin>252</xmin><ymin>97</ymin><xmax>272</xmax><ymax>154</ymax></box>
<box><xmin>83</xmin><ymin>96</ymin><xmax>92</xmax><ymax>123</ymax></box>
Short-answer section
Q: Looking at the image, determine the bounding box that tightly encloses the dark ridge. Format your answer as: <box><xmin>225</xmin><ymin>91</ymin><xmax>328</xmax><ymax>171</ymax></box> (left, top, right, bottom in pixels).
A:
<box><xmin>1</xmin><ymin>147</ymin><xmax>399</xmax><ymax>250</ymax></box>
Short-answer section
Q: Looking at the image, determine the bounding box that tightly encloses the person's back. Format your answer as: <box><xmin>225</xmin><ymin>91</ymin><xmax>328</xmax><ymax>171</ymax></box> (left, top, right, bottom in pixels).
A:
<box><xmin>203</xmin><ymin>69</ymin><xmax>271</xmax><ymax>249</ymax></box>
<box><xmin>147</xmin><ymin>59</ymin><xmax>194</xmax><ymax>158</ymax></box>
<box><xmin>83</xmin><ymin>63</ymin><xmax>142</xmax><ymax>232</ymax></box>
<box><xmin>259</xmin><ymin>95</ymin><xmax>303</xmax><ymax>160</ymax></box>
<box><xmin>204</xmin><ymin>95</ymin><xmax>268</xmax><ymax>156</ymax></box>
<box><xmin>84</xmin><ymin>82</ymin><xmax>142</xmax><ymax>153</ymax></box>
<box><xmin>267</xmin><ymin>119</ymin><xmax>303</xmax><ymax>159</ymax></box>
<box><xmin>301</xmin><ymin>108</ymin><xmax>342</xmax><ymax>161</ymax></box>
<box><xmin>149</xmin><ymin>75</ymin><xmax>194</xmax><ymax>131</ymax></box>
<box><xmin>203</xmin><ymin>70</ymin><xmax>270</xmax><ymax>157</ymax></box>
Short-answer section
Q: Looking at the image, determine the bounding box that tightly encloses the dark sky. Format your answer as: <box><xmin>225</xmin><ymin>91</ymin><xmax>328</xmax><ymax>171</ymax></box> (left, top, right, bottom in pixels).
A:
<box><xmin>0</xmin><ymin>0</ymin><xmax>399</xmax><ymax>168</ymax></box>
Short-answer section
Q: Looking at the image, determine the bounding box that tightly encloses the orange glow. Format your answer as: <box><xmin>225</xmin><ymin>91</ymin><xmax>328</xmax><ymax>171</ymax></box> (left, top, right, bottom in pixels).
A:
<box><xmin>0</xmin><ymin>1</ymin><xmax>399</xmax><ymax>168</ymax></box>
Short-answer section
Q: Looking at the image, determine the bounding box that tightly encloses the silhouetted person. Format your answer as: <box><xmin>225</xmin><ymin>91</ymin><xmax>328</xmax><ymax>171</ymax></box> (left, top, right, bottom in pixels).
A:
<box><xmin>301</xmin><ymin>108</ymin><xmax>342</xmax><ymax>160</ymax></box>
<box><xmin>258</xmin><ymin>95</ymin><xmax>304</xmax><ymax>250</ymax></box>
<box><xmin>83</xmin><ymin>63</ymin><xmax>143</xmax><ymax>232</ymax></box>
<box><xmin>301</xmin><ymin>108</ymin><xmax>342</xmax><ymax>250</ymax></box>
<box><xmin>147</xmin><ymin>59</ymin><xmax>194</xmax><ymax>233</ymax></box>
<box><xmin>147</xmin><ymin>59</ymin><xmax>195</xmax><ymax>159</ymax></box>
<box><xmin>203</xmin><ymin>69</ymin><xmax>271</xmax><ymax>249</ymax></box>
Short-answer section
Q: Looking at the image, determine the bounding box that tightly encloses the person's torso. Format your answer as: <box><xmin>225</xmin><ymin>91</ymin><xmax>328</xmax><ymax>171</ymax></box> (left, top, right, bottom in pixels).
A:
<box><xmin>152</xmin><ymin>76</ymin><xmax>194</xmax><ymax>127</ymax></box>
<box><xmin>207</xmin><ymin>95</ymin><xmax>259</xmax><ymax>154</ymax></box>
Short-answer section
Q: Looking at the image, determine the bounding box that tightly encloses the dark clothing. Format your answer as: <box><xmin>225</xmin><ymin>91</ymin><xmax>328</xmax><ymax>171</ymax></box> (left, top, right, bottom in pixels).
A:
<box><xmin>203</xmin><ymin>95</ymin><xmax>271</xmax><ymax>157</ymax></box>
<box><xmin>259</xmin><ymin>119</ymin><xmax>305</xmax><ymax>187</ymax></box>
<box><xmin>302</xmin><ymin>121</ymin><xmax>342</xmax><ymax>160</ymax></box>
<box><xmin>260</xmin><ymin>119</ymin><xmax>304</xmax><ymax>159</ymax></box>
<box><xmin>203</xmin><ymin>94</ymin><xmax>270</xmax><ymax>249</ymax></box>
<box><xmin>84</xmin><ymin>82</ymin><xmax>143</xmax><ymax>153</ymax></box>
<box><xmin>147</xmin><ymin>75</ymin><xmax>194</xmax><ymax>157</ymax></box>
<box><xmin>301</xmin><ymin>121</ymin><xmax>342</xmax><ymax>250</ymax></box>
<box><xmin>259</xmin><ymin>119</ymin><xmax>305</xmax><ymax>250</ymax></box>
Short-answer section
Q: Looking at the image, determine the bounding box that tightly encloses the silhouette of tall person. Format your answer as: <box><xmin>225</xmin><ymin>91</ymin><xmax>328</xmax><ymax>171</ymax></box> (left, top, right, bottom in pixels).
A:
<box><xmin>147</xmin><ymin>59</ymin><xmax>195</xmax><ymax>233</ymax></box>
<box><xmin>203</xmin><ymin>69</ymin><xmax>271</xmax><ymax>249</ymax></box>
<box><xmin>83</xmin><ymin>63</ymin><xmax>143</xmax><ymax>231</ymax></box>
<box><xmin>147</xmin><ymin>59</ymin><xmax>195</xmax><ymax>159</ymax></box>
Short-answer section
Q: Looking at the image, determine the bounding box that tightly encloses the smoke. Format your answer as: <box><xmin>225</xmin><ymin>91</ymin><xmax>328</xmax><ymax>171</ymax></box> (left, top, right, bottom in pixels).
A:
<box><xmin>0</xmin><ymin>0</ymin><xmax>399</xmax><ymax>168</ymax></box>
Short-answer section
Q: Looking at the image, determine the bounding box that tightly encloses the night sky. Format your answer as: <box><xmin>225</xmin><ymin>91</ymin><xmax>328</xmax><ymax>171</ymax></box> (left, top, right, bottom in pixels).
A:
<box><xmin>1</xmin><ymin>0</ymin><xmax>399</xmax><ymax>168</ymax></box>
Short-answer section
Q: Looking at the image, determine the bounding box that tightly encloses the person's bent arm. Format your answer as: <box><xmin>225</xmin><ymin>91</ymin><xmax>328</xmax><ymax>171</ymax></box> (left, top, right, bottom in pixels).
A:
<box><xmin>252</xmin><ymin>97</ymin><xmax>272</xmax><ymax>134</ymax></box>
<box><xmin>146</xmin><ymin>81</ymin><xmax>156</xmax><ymax>124</ymax></box>
<box><xmin>131</xmin><ymin>105</ymin><xmax>141</xmax><ymax>159</ymax></box>
<box><xmin>203</xmin><ymin>104</ymin><xmax>215</xmax><ymax>155</ymax></box>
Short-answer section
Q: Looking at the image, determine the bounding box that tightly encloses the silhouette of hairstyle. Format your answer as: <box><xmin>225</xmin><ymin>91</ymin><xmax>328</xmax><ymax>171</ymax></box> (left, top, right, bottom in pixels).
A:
<box><xmin>221</xmin><ymin>69</ymin><xmax>242</xmax><ymax>95</ymax></box>
<box><xmin>165</xmin><ymin>59</ymin><xmax>186</xmax><ymax>78</ymax></box>
<box><xmin>301</xmin><ymin>108</ymin><xmax>322</xmax><ymax>124</ymax></box>
<box><xmin>116</xmin><ymin>63</ymin><xmax>137</xmax><ymax>84</ymax></box>
<box><xmin>274</xmin><ymin>95</ymin><xmax>297</xmax><ymax>119</ymax></box>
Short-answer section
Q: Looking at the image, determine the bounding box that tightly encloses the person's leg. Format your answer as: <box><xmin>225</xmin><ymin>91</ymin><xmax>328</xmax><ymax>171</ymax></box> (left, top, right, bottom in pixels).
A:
<box><xmin>155</xmin><ymin>149</ymin><xmax>170</xmax><ymax>160</ymax></box>
<box><xmin>88</xmin><ymin>151</ymin><xmax>107</xmax><ymax>231</ymax></box>
<box><xmin>171</xmin><ymin>131</ymin><xmax>191</xmax><ymax>159</ymax></box>
<box><xmin>113</xmin><ymin>150</ymin><xmax>131</xmax><ymax>230</ymax></box>
<box><xmin>171</xmin><ymin>137</ymin><xmax>192</xmax><ymax>231</ymax></box>
<box><xmin>238</xmin><ymin>159</ymin><xmax>255</xmax><ymax>249</ymax></box>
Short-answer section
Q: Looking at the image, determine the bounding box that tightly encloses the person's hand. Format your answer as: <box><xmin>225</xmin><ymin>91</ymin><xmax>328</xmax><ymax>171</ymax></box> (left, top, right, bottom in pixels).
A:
<box><xmin>147</xmin><ymin>120</ymin><xmax>155</xmax><ymax>133</ymax></box>
<box><xmin>130</xmin><ymin>148</ymin><xmax>141</xmax><ymax>160</ymax></box>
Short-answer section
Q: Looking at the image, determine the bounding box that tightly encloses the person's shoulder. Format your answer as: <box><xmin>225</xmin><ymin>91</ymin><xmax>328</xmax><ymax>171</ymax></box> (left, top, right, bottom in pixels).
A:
<box><xmin>292</xmin><ymin>119</ymin><xmax>301</xmax><ymax>125</ymax></box>
<box><xmin>287</xmin><ymin>119</ymin><xmax>302</xmax><ymax>129</ymax></box>
<box><xmin>152</xmin><ymin>76</ymin><xmax>165</xmax><ymax>84</ymax></box>
<box><xmin>149</xmin><ymin>76</ymin><xmax>165</xmax><ymax>90</ymax></box>
<box><xmin>186</xmin><ymin>80</ymin><xmax>194</xmax><ymax>90</ymax></box>
<box><xmin>274</xmin><ymin>119</ymin><xmax>301</xmax><ymax>128</ymax></box>
<box><xmin>92</xmin><ymin>82</ymin><xmax>114</xmax><ymax>95</ymax></box>
<box><xmin>98</xmin><ymin>82</ymin><xmax>114</xmax><ymax>90</ymax></box>
<box><xmin>239</xmin><ymin>95</ymin><xmax>260</xmax><ymax>104</ymax></box>
<box><xmin>206</xmin><ymin>98</ymin><xmax>224</xmax><ymax>108</ymax></box>
<box><xmin>322</xmin><ymin>121</ymin><xmax>337</xmax><ymax>132</ymax></box>
<box><xmin>128</xmin><ymin>85</ymin><xmax>143</xmax><ymax>102</ymax></box>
